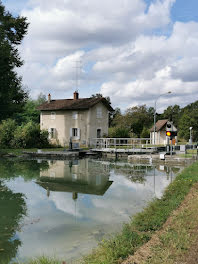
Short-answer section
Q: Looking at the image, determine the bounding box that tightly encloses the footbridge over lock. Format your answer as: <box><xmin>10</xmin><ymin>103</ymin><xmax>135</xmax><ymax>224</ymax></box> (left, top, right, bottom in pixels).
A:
<box><xmin>90</xmin><ymin>138</ymin><xmax>157</xmax><ymax>155</ymax></box>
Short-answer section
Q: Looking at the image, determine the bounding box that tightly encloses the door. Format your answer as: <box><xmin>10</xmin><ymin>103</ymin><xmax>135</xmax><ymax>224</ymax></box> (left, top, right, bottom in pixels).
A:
<box><xmin>97</xmin><ymin>129</ymin><xmax>101</xmax><ymax>138</ymax></box>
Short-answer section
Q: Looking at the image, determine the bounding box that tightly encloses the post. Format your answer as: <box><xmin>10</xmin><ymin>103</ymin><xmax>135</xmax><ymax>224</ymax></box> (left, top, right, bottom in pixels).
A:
<box><xmin>170</xmin><ymin>139</ymin><xmax>172</xmax><ymax>156</ymax></box>
<box><xmin>189</xmin><ymin>127</ymin><xmax>193</xmax><ymax>144</ymax></box>
<box><xmin>154</xmin><ymin>100</ymin><xmax>156</xmax><ymax>145</ymax></box>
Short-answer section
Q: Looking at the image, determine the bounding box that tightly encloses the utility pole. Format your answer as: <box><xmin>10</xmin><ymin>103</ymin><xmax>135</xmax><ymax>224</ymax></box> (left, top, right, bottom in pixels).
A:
<box><xmin>73</xmin><ymin>60</ymin><xmax>82</xmax><ymax>92</ymax></box>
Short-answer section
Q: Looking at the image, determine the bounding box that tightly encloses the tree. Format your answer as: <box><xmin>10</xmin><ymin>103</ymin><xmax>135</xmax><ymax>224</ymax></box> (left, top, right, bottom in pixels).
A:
<box><xmin>13</xmin><ymin>93</ymin><xmax>47</xmax><ymax>124</ymax></box>
<box><xmin>161</xmin><ymin>105</ymin><xmax>181</xmax><ymax>127</ymax></box>
<box><xmin>91</xmin><ymin>93</ymin><xmax>111</xmax><ymax>105</ymax></box>
<box><xmin>0</xmin><ymin>2</ymin><xmax>29</xmax><ymax>121</ymax></box>
<box><xmin>109</xmin><ymin>107</ymin><xmax>121</xmax><ymax>127</ymax></box>
<box><xmin>125</xmin><ymin>105</ymin><xmax>153</xmax><ymax>137</ymax></box>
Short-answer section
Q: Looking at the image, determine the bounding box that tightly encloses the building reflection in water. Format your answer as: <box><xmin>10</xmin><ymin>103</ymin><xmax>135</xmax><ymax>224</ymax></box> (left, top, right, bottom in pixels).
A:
<box><xmin>37</xmin><ymin>159</ymin><xmax>113</xmax><ymax>199</ymax></box>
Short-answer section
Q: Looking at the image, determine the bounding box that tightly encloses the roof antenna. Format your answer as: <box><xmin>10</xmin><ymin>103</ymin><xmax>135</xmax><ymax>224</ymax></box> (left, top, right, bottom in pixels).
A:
<box><xmin>73</xmin><ymin>60</ymin><xmax>82</xmax><ymax>92</ymax></box>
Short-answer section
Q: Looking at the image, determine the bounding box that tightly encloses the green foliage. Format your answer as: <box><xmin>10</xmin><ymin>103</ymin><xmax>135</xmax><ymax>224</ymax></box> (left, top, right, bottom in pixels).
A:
<box><xmin>0</xmin><ymin>119</ymin><xmax>16</xmax><ymax>147</ymax></box>
<box><xmin>21</xmin><ymin>256</ymin><xmax>61</xmax><ymax>264</ymax></box>
<box><xmin>0</xmin><ymin>119</ymin><xmax>49</xmax><ymax>148</ymax></box>
<box><xmin>14</xmin><ymin>93</ymin><xmax>46</xmax><ymax>125</ymax></box>
<box><xmin>91</xmin><ymin>93</ymin><xmax>111</xmax><ymax>105</ymax></box>
<box><xmin>140</xmin><ymin>127</ymin><xmax>150</xmax><ymax>138</ymax></box>
<box><xmin>111</xmin><ymin>105</ymin><xmax>154</xmax><ymax>138</ymax></box>
<box><xmin>83</xmin><ymin>162</ymin><xmax>198</xmax><ymax>264</ymax></box>
<box><xmin>0</xmin><ymin>182</ymin><xmax>26</xmax><ymax>264</ymax></box>
<box><xmin>109</xmin><ymin>100</ymin><xmax>198</xmax><ymax>142</ymax></box>
<box><xmin>177</xmin><ymin>101</ymin><xmax>198</xmax><ymax>142</ymax></box>
<box><xmin>160</xmin><ymin>105</ymin><xmax>181</xmax><ymax>127</ymax></box>
<box><xmin>109</xmin><ymin>107</ymin><xmax>121</xmax><ymax>127</ymax></box>
<box><xmin>108</xmin><ymin>127</ymin><xmax>130</xmax><ymax>138</ymax></box>
<box><xmin>12</xmin><ymin>122</ymin><xmax>49</xmax><ymax>148</ymax></box>
<box><xmin>0</xmin><ymin>2</ymin><xmax>29</xmax><ymax>121</ymax></box>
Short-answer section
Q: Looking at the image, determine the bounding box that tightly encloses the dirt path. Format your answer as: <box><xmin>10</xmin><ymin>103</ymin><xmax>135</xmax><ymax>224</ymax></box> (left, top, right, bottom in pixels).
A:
<box><xmin>122</xmin><ymin>183</ymin><xmax>198</xmax><ymax>264</ymax></box>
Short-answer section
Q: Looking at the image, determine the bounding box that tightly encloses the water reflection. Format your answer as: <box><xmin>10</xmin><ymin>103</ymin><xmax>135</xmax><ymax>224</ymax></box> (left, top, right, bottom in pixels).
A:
<box><xmin>37</xmin><ymin>159</ymin><xmax>113</xmax><ymax>198</ymax></box>
<box><xmin>0</xmin><ymin>182</ymin><xmax>26</xmax><ymax>264</ymax></box>
<box><xmin>0</xmin><ymin>158</ymin><xmax>183</xmax><ymax>262</ymax></box>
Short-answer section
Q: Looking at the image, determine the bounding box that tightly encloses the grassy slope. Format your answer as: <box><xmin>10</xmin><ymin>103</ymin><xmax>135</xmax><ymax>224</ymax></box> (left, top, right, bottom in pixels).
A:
<box><xmin>144</xmin><ymin>183</ymin><xmax>198</xmax><ymax>264</ymax></box>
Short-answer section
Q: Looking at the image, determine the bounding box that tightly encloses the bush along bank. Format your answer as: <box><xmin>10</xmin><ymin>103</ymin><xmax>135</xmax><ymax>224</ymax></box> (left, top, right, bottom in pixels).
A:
<box><xmin>83</xmin><ymin>161</ymin><xmax>198</xmax><ymax>264</ymax></box>
<box><xmin>0</xmin><ymin>119</ymin><xmax>49</xmax><ymax>149</ymax></box>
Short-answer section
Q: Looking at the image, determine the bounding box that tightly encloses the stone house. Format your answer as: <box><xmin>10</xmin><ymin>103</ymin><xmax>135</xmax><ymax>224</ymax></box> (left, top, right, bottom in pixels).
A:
<box><xmin>37</xmin><ymin>92</ymin><xmax>113</xmax><ymax>147</ymax></box>
<box><xmin>150</xmin><ymin>119</ymin><xmax>177</xmax><ymax>145</ymax></box>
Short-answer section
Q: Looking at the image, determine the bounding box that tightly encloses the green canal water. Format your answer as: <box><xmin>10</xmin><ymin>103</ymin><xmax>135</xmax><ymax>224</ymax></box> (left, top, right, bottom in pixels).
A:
<box><xmin>0</xmin><ymin>158</ymin><xmax>182</xmax><ymax>263</ymax></box>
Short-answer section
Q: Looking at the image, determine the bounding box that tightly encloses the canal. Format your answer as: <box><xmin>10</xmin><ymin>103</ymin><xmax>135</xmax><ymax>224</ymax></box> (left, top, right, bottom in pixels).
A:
<box><xmin>0</xmin><ymin>158</ymin><xmax>183</xmax><ymax>263</ymax></box>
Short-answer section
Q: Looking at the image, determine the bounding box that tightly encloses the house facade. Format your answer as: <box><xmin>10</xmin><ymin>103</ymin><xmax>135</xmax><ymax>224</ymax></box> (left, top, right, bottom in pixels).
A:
<box><xmin>150</xmin><ymin>119</ymin><xmax>178</xmax><ymax>145</ymax></box>
<box><xmin>37</xmin><ymin>92</ymin><xmax>113</xmax><ymax>147</ymax></box>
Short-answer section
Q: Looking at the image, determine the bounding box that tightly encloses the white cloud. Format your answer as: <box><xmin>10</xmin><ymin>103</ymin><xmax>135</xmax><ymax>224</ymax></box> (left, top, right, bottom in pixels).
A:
<box><xmin>12</xmin><ymin>0</ymin><xmax>198</xmax><ymax>109</ymax></box>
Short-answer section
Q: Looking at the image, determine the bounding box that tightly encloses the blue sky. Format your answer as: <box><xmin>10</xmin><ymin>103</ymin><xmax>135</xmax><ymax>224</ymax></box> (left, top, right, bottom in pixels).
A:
<box><xmin>171</xmin><ymin>0</ymin><xmax>198</xmax><ymax>22</ymax></box>
<box><xmin>4</xmin><ymin>0</ymin><xmax>198</xmax><ymax>23</ymax></box>
<box><xmin>2</xmin><ymin>0</ymin><xmax>198</xmax><ymax>111</ymax></box>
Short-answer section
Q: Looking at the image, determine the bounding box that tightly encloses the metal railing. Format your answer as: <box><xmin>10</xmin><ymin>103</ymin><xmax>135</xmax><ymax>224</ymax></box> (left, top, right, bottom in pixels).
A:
<box><xmin>90</xmin><ymin>138</ymin><xmax>152</xmax><ymax>149</ymax></box>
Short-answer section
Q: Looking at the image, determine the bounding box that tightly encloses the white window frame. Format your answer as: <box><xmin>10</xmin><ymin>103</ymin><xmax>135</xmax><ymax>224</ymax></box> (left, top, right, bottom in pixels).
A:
<box><xmin>72</xmin><ymin>111</ymin><xmax>78</xmax><ymax>120</ymax></box>
<box><xmin>96</xmin><ymin>107</ymin><xmax>102</xmax><ymax>118</ymax></box>
<box><xmin>51</xmin><ymin>112</ymin><xmax>56</xmax><ymax>120</ymax></box>
<box><xmin>73</xmin><ymin>128</ymin><xmax>78</xmax><ymax>137</ymax></box>
<box><xmin>48</xmin><ymin>128</ymin><xmax>56</xmax><ymax>139</ymax></box>
<box><xmin>70</xmin><ymin>128</ymin><xmax>81</xmax><ymax>139</ymax></box>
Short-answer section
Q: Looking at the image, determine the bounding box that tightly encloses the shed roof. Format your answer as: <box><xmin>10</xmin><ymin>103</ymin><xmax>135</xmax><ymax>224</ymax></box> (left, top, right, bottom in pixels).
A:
<box><xmin>150</xmin><ymin>119</ymin><xmax>168</xmax><ymax>132</ymax></box>
<box><xmin>37</xmin><ymin>97</ymin><xmax>114</xmax><ymax>112</ymax></box>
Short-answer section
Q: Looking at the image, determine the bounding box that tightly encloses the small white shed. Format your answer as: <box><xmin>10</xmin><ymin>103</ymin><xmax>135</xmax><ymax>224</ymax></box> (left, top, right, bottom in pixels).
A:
<box><xmin>150</xmin><ymin>119</ymin><xmax>177</xmax><ymax>145</ymax></box>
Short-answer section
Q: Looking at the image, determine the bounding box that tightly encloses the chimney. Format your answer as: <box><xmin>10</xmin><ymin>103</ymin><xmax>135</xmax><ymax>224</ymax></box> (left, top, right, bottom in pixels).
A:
<box><xmin>73</xmin><ymin>91</ymin><xmax>79</xmax><ymax>100</ymax></box>
<box><xmin>48</xmin><ymin>93</ymin><xmax>51</xmax><ymax>103</ymax></box>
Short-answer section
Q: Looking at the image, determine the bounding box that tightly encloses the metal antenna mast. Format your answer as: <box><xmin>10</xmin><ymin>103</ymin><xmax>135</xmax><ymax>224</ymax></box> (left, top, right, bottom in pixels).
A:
<box><xmin>73</xmin><ymin>60</ymin><xmax>82</xmax><ymax>92</ymax></box>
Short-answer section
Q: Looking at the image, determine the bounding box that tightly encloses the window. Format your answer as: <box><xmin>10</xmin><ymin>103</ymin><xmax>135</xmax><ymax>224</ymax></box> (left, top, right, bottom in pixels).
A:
<box><xmin>96</xmin><ymin>175</ymin><xmax>101</xmax><ymax>185</ymax></box>
<box><xmin>51</xmin><ymin>112</ymin><xmax>56</xmax><ymax>120</ymax></box>
<box><xmin>72</xmin><ymin>111</ymin><xmax>78</xmax><ymax>120</ymax></box>
<box><xmin>50</xmin><ymin>171</ymin><xmax>56</xmax><ymax>178</ymax></box>
<box><xmin>70</xmin><ymin>128</ymin><xmax>80</xmax><ymax>139</ymax></box>
<box><xmin>72</xmin><ymin>128</ymin><xmax>78</xmax><ymax>137</ymax></box>
<box><xmin>97</xmin><ymin>107</ymin><xmax>102</xmax><ymax>118</ymax></box>
<box><xmin>49</xmin><ymin>128</ymin><xmax>56</xmax><ymax>139</ymax></box>
<box><xmin>72</xmin><ymin>174</ymin><xmax>78</xmax><ymax>182</ymax></box>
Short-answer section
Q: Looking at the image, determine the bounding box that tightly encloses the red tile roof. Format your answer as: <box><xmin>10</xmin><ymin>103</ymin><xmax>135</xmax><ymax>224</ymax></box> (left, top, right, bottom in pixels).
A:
<box><xmin>37</xmin><ymin>97</ymin><xmax>114</xmax><ymax>111</ymax></box>
<box><xmin>150</xmin><ymin>119</ymin><xmax>168</xmax><ymax>132</ymax></box>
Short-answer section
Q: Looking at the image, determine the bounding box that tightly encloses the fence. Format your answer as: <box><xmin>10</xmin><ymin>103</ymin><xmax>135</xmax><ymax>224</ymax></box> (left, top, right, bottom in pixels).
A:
<box><xmin>89</xmin><ymin>138</ymin><xmax>151</xmax><ymax>149</ymax></box>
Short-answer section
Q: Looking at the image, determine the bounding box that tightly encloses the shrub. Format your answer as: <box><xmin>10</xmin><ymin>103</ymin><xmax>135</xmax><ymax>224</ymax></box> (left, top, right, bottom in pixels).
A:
<box><xmin>0</xmin><ymin>119</ymin><xmax>17</xmax><ymax>147</ymax></box>
<box><xmin>140</xmin><ymin>127</ymin><xmax>150</xmax><ymax>138</ymax></box>
<box><xmin>12</xmin><ymin>122</ymin><xmax>49</xmax><ymax>148</ymax></box>
<box><xmin>0</xmin><ymin>119</ymin><xmax>49</xmax><ymax>148</ymax></box>
<box><xmin>108</xmin><ymin>127</ymin><xmax>130</xmax><ymax>138</ymax></box>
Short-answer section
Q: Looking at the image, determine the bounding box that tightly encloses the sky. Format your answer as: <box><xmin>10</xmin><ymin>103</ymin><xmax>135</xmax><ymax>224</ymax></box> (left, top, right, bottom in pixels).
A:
<box><xmin>2</xmin><ymin>0</ymin><xmax>198</xmax><ymax>111</ymax></box>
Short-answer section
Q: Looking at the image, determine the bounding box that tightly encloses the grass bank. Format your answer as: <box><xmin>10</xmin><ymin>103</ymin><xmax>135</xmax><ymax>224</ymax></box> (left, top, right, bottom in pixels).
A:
<box><xmin>141</xmin><ymin>182</ymin><xmax>198</xmax><ymax>264</ymax></box>
<box><xmin>15</xmin><ymin>161</ymin><xmax>198</xmax><ymax>264</ymax></box>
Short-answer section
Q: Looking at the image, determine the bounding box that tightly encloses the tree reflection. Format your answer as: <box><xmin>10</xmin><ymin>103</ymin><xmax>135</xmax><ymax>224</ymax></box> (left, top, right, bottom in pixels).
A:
<box><xmin>0</xmin><ymin>159</ymin><xmax>49</xmax><ymax>180</ymax></box>
<box><xmin>0</xmin><ymin>182</ymin><xmax>26</xmax><ymax>263</ymax></box>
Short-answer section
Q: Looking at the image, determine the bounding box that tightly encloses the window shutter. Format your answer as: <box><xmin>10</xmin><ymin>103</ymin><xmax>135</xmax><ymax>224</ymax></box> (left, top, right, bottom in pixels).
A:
<box><xmin>77</xmin><ymin>128</ymin><xmax>81</xmax><ymax>139</ymax></box>
<box><xmin>70</xmin><ymin>128</ymin><xmax>73</xmax><ymax>137</ymax></box>
<box><xmin>48</xmin><ymin>128</ymin><xmax>51</xmax><ymax>139</ymax></box>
